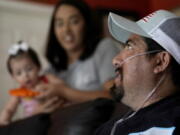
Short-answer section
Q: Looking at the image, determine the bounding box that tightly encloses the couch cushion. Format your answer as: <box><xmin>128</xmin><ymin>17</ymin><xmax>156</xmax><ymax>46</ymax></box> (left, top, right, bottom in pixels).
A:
<box><xmin>48</xmin><ymin>98</ymin><xmax>115</xmax><ymax>135</ymax></box>
<box><xmin>0</xmin><ymin>114</ymin><xmax>50</xmax><ymax>135</ymax></box>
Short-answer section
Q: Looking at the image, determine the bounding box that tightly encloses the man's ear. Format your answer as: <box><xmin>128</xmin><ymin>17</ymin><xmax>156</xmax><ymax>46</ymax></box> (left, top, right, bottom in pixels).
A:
<box><xmin>153</xmin><ymin>51</ymin><xmax>171</xmax><ymax>74</ymax></box>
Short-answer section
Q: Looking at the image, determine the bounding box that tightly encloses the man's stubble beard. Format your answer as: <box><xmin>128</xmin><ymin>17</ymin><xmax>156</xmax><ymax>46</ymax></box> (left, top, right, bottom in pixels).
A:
<box><xmin>110</xmin><ymin>84</ymin><xmax>124</xmax><ymax>102</ymax></box>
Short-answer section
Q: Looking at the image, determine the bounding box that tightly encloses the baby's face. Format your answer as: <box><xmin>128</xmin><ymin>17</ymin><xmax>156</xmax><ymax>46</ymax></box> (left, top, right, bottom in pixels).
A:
<box><xmin>10</xmin><ymin>56</ymin><xmax>40</xmax><ymax>89</ymax></box>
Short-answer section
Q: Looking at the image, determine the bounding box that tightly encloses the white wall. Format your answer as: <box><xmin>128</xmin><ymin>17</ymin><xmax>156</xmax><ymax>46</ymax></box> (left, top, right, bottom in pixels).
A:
<box><xmin>0</xmin><ymin>0</ymin><xmax>53</xmax><ymax>116</ymax></box>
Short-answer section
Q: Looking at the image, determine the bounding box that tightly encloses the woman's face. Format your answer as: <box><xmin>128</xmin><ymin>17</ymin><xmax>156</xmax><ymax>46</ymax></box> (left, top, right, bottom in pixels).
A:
<box><xmin>54</xmin><ymin>4</ymin><xmax>85</xmax><ymax>52</ymax></box>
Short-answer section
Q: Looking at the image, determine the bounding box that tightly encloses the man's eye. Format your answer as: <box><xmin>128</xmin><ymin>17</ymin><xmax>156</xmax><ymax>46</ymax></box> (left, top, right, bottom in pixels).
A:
<box><xmin>125</xmin><ymin>43</ymin><xmax>133</xmax><ymax>50</ymax></box>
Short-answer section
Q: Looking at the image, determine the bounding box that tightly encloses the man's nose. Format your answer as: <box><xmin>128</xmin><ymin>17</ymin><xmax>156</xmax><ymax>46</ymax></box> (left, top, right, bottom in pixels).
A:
<box><xmin>112</xmin><ymin>54</ymin><xmax>123</xmax><ymax>68</ymax></box>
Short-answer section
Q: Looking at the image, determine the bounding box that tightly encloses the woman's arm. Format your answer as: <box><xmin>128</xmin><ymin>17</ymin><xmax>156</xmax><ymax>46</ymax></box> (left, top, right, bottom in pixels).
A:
<box><xmin>38</xmin><ymin>38</ymin><xmax>118</xmax><ymax>104</ymax></box>
<box><xmin>0</xmin><ymin>96</ymin><xmax>20</xmax><ymax>125</ymax></box>
<box><xmin>58</xmin><ymin>84</ymin><xmax>112</xmax><ymax>103</ymax></box>
<box><xmin>36</xmin><ymin>75</ymin><xmax>113</xmax><ymax>104</ymax></box>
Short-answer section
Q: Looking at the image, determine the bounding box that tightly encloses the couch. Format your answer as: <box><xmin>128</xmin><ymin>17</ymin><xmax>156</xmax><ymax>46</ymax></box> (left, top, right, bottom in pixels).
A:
<box><xmin>0</xmin><ymin>98</ymin><xmax>129</xmax><ymax>135</ymax></box>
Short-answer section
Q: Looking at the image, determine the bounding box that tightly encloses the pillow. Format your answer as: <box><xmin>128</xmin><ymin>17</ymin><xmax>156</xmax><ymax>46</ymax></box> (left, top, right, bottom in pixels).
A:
<box><xmin>48</xmin><ymin>98</ymin><xmax>115</xmax><ymax>135</ymax></box>
<box><xmin>0</xmin><ymin>114</ymin><xmax>50</xmax><ymax>135</ymax></box>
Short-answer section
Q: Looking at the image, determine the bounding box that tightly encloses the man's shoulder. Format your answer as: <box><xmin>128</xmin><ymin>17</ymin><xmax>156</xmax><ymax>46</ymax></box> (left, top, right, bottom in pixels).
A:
<box><xmin>94</xmin><ymin>116</ymin><xmax>121</xmax><ymax>135</ymax></box>
<box><xmin>173</xmin><ymin>117</ymin><xmax>180</xmax><ymax>135</ymax></box>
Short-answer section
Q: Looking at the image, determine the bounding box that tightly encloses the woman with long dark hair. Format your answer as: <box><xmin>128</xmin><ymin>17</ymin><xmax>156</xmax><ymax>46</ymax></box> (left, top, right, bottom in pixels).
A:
<box><xmin>36</xmin><ymin>0</ymin><xmax>118</xmax><ymax>104</ymax></box>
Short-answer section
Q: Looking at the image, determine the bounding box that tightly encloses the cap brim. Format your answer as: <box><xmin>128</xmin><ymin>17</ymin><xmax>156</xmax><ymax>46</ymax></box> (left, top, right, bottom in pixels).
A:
<box><xmin>108</xmin><ymin>12</ymin><xmax>150</xmax><ymax>43</ymax></box>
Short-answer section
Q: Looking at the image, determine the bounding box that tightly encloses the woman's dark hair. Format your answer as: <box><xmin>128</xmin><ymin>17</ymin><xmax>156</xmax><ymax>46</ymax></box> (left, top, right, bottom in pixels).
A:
<box><xmin>144</xmin><ymin>37</ymin><xmax>180</xmax><ymax>87</ymax></box>
<box><xmin>95</xmin><ymin>9</ymin><xmax>139</xmax><ymax>38</ymax></box>
<box><xmin>45</xmin><ymin>0</ymin><xmax>100</xmax><ymax>72</ymax></box>
<box><xmin>7</xmin><ymin>46</ymin><xmax>41</xmax><ymax>75</ymax></box>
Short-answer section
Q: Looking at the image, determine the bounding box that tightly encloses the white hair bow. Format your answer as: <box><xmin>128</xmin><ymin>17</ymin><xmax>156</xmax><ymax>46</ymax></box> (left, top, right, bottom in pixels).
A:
<box><xmin>8</xmin><ymin>42</ymin><xmax>29</xmax><ymax>55</ymax></box>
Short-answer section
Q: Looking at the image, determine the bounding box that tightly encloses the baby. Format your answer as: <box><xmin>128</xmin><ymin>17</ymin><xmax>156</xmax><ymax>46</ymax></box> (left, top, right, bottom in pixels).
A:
<box><xmin>0</xmin><ymin>41</ymin><xmax>61</xmax><ymax>125</ymax></box>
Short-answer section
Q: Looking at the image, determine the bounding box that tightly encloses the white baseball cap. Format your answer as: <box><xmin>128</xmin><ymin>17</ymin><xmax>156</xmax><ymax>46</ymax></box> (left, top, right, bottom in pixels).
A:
<box><xmin>108</xmin><ymin>10</ymin><xmax>180</xmax><ymax>64</ymax></box>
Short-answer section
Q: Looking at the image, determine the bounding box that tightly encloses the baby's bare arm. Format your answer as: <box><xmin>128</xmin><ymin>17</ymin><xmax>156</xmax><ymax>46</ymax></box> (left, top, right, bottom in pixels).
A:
<box><xmin>0</xmin><ymin>96</ymin><xmax>20</xmax><ymax>125</ymax></box>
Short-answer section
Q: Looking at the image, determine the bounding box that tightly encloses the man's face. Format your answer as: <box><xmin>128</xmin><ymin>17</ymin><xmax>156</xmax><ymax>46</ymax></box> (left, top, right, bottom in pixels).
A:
<box><xmin>113</xmin><ymin>34</ymin><xmax>155</xmax><ymax>106</ymax></box>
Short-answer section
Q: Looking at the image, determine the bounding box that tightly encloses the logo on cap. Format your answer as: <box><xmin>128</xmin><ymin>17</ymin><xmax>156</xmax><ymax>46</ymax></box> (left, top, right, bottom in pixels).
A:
<box><xmin>142</xmin><ymin>12</ymin><xmax>157</xmax><ymax>22</ymax></box>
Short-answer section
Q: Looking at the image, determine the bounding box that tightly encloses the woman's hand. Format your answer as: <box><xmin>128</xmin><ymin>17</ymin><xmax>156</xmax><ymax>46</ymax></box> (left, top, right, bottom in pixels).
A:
<box><xmin>35</xmin><ymin>74</ymin><xmax>68</xmax><ymax>99</ymax></box>
<box><xmin>35</xmin><ymin>83</ymin><xmax>59</xmax><ymax>99</ymax></box>
<box><xmin>35</xmin><ymin>81</ymin><xmax>69</xmax><ymax>100</ymax></box>
<box><xmin>32</xmin><ymin>97</ymin><xmax>64</xmax><ymax>115</ymax></box>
